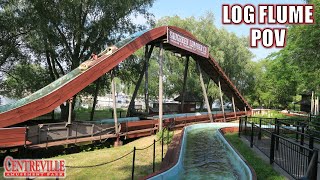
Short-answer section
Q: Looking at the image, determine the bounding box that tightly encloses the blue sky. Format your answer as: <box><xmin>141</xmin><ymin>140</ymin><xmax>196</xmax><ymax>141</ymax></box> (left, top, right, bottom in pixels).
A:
<box><xmin>146</xmin><ymin>0</ymin><xmax>305</xmax><ymax>61</ymax></box>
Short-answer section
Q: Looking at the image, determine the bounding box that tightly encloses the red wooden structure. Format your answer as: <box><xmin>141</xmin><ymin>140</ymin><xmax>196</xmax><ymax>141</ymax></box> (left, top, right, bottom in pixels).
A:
<box><xmin>0</xmin><ymin>26</ymin><xmax>252</xmax><ymax>149</ymax></box>
<box><xmin>0</xmin><ymin>26</ymin><xmax>251</xmax><ymax>128</ymax></box>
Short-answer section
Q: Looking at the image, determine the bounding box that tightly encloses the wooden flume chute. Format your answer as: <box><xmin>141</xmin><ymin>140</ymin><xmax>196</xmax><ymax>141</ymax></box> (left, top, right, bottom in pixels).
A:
<box><xmin>0</xmin><ymin>26</ymin><xmax>251</xmax><ymax>128</ymax></box>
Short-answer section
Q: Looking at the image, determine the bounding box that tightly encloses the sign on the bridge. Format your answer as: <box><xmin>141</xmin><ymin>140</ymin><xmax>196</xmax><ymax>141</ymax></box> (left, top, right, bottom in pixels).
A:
<box><xmin>167</xmin><ymin>28</ymin><xmax>209</xmax><ymax>58</ymax></box>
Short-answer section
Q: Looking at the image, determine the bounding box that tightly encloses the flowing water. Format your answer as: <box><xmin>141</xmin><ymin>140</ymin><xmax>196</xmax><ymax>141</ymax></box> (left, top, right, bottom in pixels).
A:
<box><xmin>180</xmin><ymin>127</ymin><xmax>242</xmax><ymax>179</ymax></box>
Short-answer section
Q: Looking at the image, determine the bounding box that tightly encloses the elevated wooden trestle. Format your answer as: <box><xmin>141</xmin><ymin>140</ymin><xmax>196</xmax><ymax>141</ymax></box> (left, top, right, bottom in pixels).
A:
<box><xmin>1</xmin><ymin>111</ymin><xmax>247</xmax><ymax>150</ymax></box>
<box><xmin>0</xmin><ymin>26</ymin><xmax>251</xmax><ymax>128</ymax></box>
<box><xmin>0</xmin><ymin>26</ymin><xmax>252</xmax><ymax>152</ymax></box>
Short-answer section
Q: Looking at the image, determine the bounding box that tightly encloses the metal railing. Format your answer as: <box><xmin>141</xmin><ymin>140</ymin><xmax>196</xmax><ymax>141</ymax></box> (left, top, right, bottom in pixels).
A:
<box><xmin>270</xmin><ymin>133</ymin><xmax>316</xmax><ymax>179</ymax></box>
<box><xmin>304</xmin><ymin>149</ymin><xmax>318</xmax><ymax>180</ymax></box>
<box><xmin>239</xmin><ymin>116</ymin><xmax>318</xmax><ymax>179</ymax></box>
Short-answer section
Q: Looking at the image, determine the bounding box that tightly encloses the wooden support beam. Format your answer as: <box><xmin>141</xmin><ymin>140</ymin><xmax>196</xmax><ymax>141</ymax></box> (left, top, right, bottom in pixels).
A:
<box><xmin>181</xmin><ymin>56</ymin><xmax>189</xmax><ymax>113</ymax></box>
<box><xmin>218</xmin><ymin>78</ymin><xmax>226</xmax><ymax>122</ymax></box>
<box><xmin>158</xmin><ymin>42</ymin><xmax>164</xmax><ymax>131</ymax></box>
<box><xmin>144</xmin><ymin>45</ymin><xmax>149</xmax><ymax>113</ymax></box>
<box><xmin>111</xmin><ymin>72</ymin><xmax>119</xmax><ymax>134</ymax></box>
<box><xmin>232</xmin><ymin>96</ymin><xmax>236</xmax><ymax>118</ymax></box>
<box><xmin>144</xmin><ymin>45</ymin><xmax>154</xmax><ymax>113</ymax></box>
<box><xmin>197</xmin><ymin>61</ymin><xmax>213</xmax><ymax>123</ymax></box>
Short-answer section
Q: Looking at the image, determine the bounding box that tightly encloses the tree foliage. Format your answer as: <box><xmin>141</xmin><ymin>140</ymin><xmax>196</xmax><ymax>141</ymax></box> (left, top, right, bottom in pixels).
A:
<box><xmin>2</xmin><ymin>63</ymin><xmax>51</xmax><ymax>98</ymax></box>
<box><xmin>141</xmin><ymin>13</ymin><xmax>254</xmax><ymax>106</ymax></box>
<box><xmin>0</xmin><ymin>0</ymin><xmax>155</xmax><ymax>119</ymax></box>
<box><xmin>250</xmin><ymin>0</ymin><xmax>320</xmax><ymax>109</ymax></box>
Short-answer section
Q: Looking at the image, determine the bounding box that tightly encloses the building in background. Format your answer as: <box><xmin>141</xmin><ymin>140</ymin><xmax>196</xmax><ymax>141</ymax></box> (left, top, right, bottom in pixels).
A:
<box><xmin>299</xmin><ymin>91</ymin><xmax>311</xmax><ymax>113</ymax></box>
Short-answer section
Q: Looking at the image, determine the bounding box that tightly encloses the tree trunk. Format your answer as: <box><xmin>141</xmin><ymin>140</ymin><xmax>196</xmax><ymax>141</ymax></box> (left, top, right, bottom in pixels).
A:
<box><xmin>51</xmin><ymin>110</ymin><xmax>55</xmax><ymax>121</ymax></box>
<box><xmin>208</xmin><ymin>96</ymin><xmax>214</xmax><ymax>111</ymax></box>
<box><xmin>200</xmin><ymin>101</ymin><xmax>204</xmax><ymax>112</ymax></box>
<box><xmin>90</xmin><ymin>78</ymin><xmax>100</xmax><ymax>121</ymax></box>
<box><xmin>71</xmin><ymin>95</ymin><xmax>77</xmax><ymax>121</ymax></box>
<box><xmin>126</xmin><ymin>66</ymin><xmax>146</xmax><ymax>117</ymax></box>
<box><xmin>60</xmin><ymin>104</ymin><xmax>68</xmax><ymax>121</ymax></box>
<box><xmin>90</xmin><ymin>78</ymin><xmax>101</xmax><ymax>121</ymax></box>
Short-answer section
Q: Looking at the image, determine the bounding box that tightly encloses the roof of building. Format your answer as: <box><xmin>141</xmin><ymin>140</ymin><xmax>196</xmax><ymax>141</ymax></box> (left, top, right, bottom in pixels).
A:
<box><xmin>295</xmin><ymin>99</ymin><xmax>311</xmax><ymax>105</ymax></box>
<box><xmin>300</xmin><ymin>90</ymin><xmax>312</xmax><ymax>96</ymax></box>
<box><xmin>174</xmin><ymin>92</ymin><xmax>202</xmax><ymax>102</ymax></box>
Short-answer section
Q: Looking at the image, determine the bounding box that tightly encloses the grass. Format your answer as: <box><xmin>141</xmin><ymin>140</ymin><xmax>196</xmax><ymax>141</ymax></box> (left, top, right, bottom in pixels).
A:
<box><xmin>254</xmin><ymin>110</ymin><xmax>308</xmax><ymax>121</ymax></box>
<box><xmin>1</xmin><ymin>126</ymin><xmax>177</xmax><ymax>180</ymax></box>
<box><xmin>224</xmin><ymin>133</ymin><xmax>286</xmax><ymax>180</ymax></box>
<box><xmin>55</xmin><ymin>135</ymin><xmax>167</xmax><ymax>180</ymax></box>
<box><xmin>0</xmin><ymin>135</ymin><xmax>167</xmax><ymax>180</ymax></box>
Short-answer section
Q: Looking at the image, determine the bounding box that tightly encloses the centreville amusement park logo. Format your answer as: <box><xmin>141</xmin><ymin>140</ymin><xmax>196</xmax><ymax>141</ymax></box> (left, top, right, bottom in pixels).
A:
<box><xmin>3</xmin><ymin>156</ymin><xmax>66</xmax><ymax>178</ymax></box>
<box><xmin>222</xmin><ymin>4</ymin><xmax>315</xmax><ymax>48</ymax></box>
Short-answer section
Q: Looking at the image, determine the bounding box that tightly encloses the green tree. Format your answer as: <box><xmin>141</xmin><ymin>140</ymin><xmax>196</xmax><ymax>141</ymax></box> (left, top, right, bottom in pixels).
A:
<box><xmin>252</xmin><ymin>0</ymin><xmax>320</xmax><ymax>109</ymax></box>
<box><xmin>284</xmin><ymin>0</ymin><xmax>320</xmax><ymax>93</ymax></box>
<box><xmin>2</xmin><ymin>63</ymin><xmax>51</xmax><ymax>98</ymax></box>
<box><xmin>1</xmin><ymin>0</ymin><xmax>155</xmax><ymax>119</ymax></box>
<box><xmin>146</xmin><ymin>13</ymin><xmax>254</xmax><ymax>108</ymax></box>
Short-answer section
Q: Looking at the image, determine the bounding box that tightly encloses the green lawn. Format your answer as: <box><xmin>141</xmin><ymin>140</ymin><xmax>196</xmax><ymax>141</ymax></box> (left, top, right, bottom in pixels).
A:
<box><xmin>0</xmin><ymin>135</ymin><xmax>167</xmax><ymax>180</ymax></box>
<box><xmin>54</xmin><ymin>135</ymin><xmax>167</xmax><ymax>180</ymax></box>
<box><xmin>253</xmin><ymin>110</ymin><xmax>308</xmax><ymax>121</ymax></box>
<box><xmin>224</xmin><ymin>133</ymin><xmax>286</xmax><ymax>180</ymax></box>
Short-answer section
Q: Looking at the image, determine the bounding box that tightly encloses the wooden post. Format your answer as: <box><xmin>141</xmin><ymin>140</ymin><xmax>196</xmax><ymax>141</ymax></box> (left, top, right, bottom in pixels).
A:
<box><xmin>181</xmin><ymin>56</ymin><xmax>189</xmax><ymax>113</ymax></box>
<box><xmin>315</xmin><ymin>96</ymin><xmax>318</xmax><ymax>115</ymax></box>
<box><xmin>197</xmin><ymin>61</ymin><xmax>213</xmax><ymax>122</ymax></box>
<box><xmin>111</xmin><ymin>72</ymin><xmax>119</xmax><ymax>135</ymax></box>
<box><xmin>67</xmin><ymin>97</ymin><xmax>73</xmax><ymax>125</ymax></box>
<box><xmin>311</xmin><ymin>91</ymin><xmax>314</xmax><ymax>115</ymax></box>
<box><xmin>232</xmin><ymin>96</ymin><xmax>236</xmax><ymax>118</ymax></box>
<box><xmin>314</xmin><ymin>96</ymin><xmax>317</xmax><ymax>116</ymax></box>
<box><xmin>67</xmin><ymin>97</ymin><xmax>73</xmax><ymax>139</ymax></box>
<box><xmin>158</xmin><ymin>42</ymin><xmax>164</xmax><ymax>131</ymax></box>
<box><xmin>218</xmin><ymin>78</ymin><xmax>226</xmax><ymax>121</ymax></box>
<box><xmin>144</xmin><ymin>45</ymin><xmax>154</xmax><ymax>113</ymax></box>
<box><xmin>91</xmin><ymin>124</ymin><xmax>94</xmax><ymax>137</ymax></box>
<box><xmin>316</xmin><ymin>96</ymin><xmax>319</xmax><ymax>115</ymax></box>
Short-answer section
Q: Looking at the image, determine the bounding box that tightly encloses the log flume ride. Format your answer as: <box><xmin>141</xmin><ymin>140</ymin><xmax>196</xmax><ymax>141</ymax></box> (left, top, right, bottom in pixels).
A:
<box><xmin>0</xmin><ymin>26</ymin><xmax>251</xmax><ymax>128</ymax></box>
